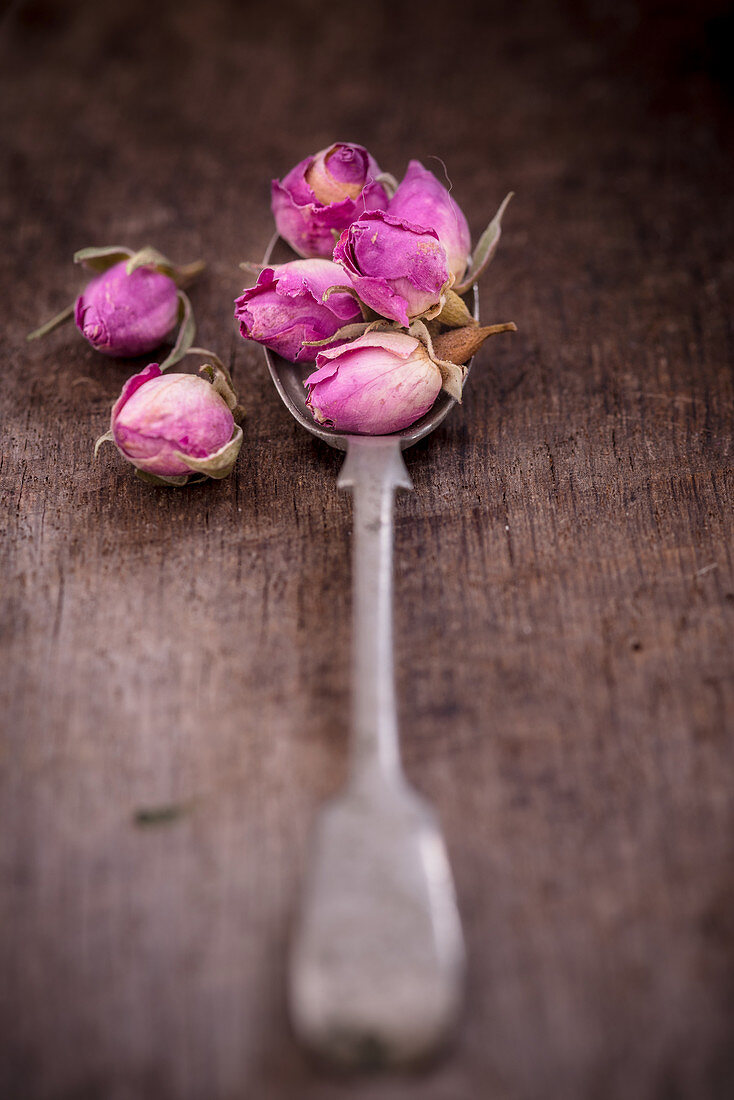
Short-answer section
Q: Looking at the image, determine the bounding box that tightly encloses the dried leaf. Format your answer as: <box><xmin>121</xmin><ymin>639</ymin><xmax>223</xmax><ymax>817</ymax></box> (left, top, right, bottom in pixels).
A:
<box><xmin>134</xmin><ymin>803</ymin><xmax>191</xmax><ymax>826</ymax></box>
<box><xmin>73</xmin><ymin>245</ymin><xmax>133</xmax><ymax>272</ymax></box>
<box><xmin>26</xmin><ymin>302</ymin><xmax>75</xmax><ymax>342</ymax></box>
<box><xmin>454</xmin><ymin>192</ymin><xmax>513</xmax><ymax>293</ymax></box>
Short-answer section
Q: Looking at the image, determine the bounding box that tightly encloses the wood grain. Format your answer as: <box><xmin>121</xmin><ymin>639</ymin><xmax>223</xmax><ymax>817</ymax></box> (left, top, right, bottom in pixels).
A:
<box><xmin>1</xmin><ymin>1</ymin><xmax>733</xmax><ymax>1097</ymax></box>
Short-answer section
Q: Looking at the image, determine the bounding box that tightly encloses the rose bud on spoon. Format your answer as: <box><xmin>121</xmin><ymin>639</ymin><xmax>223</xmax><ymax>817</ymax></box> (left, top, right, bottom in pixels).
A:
<box><xmin>271</xmin><ymin>142</ymin><xmax>389</xmax><ymax>259</ymax></box>
<box><xmin>234</xmin><ymin>259</ymin><xmax>361</xmax><ymax>363</ymax></box>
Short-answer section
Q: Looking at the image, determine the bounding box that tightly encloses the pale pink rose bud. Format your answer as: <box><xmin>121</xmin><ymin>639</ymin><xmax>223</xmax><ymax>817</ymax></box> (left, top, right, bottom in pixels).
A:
<box><xmin>102</xmin><ymin>363</ymin><xmax>242</xmax><ymax>482</ymax></box>
<box><xmin>305</xmin><ymin>331</ymin><xmax>442</xmax><ymax>435</ymax></box>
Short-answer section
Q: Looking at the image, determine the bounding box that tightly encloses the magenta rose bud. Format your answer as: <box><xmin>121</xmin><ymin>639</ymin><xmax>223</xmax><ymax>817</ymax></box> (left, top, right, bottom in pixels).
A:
<box><xmin>234</xmin><ymin>259</ymin><xmax>361</xmax><ymax>363</ymax></box>
<box><xmin>109</xmin><ymin>364</ymin><xmax>238</xmax><ymax>477</ymax></box>
<box><xmin>74</xmin><ymin>260</ymin><xmax>180</xmax><ymax>357</ymax></box>
<box><xmin>333</xmin><ymin>210</ymin><xmax>450</xmax><ymax>327</ymax></box>
<box><xmin>305</xmin><ymin>331</ymin><xmax>442</xmax><ymax>435</ymax></box>
<box><xmin>271</xmin><ymin>142</ymin><xmax>388</xmax><ymax>259</ymax></box>
<box><xmin>389</xmin><ymin>160</ymin><xmax>471</xmax><ymax>282</ymax></box>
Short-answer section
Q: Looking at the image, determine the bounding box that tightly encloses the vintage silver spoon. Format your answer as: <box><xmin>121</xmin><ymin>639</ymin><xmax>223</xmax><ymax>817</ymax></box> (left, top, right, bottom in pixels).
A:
<box><xmin>261</xmin><ymin>235</ymin><xmax>476</xmax><ymax>1068</ymax></box>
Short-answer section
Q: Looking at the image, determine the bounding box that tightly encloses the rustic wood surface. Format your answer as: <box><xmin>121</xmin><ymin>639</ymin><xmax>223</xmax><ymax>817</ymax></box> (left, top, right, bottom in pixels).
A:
<box><xmin>2</xmin><ymin>1</ymin><xmax>733</xmax><ymax>1097</ymax></box>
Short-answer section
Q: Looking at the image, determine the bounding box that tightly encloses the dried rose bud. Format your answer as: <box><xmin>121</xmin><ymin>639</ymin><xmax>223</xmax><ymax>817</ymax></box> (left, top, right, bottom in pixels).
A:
<box><xmin>75</xmin><ymin>260</ymin><xmax>179</xmax><ymax>357</ymax></box>
<box><xmin>306</xmin><ymin>143</ymin><xmax>377</xmax><ymax>204</ymax></box>
<box><xmin>27</xmin><ymin>245</ymin><xmax>203</xmax><ymax>369</ymax></box>
<box><xmin>389</xmin><ymin>160</ymin><xmax>471</xmax><ymax>282</ymax></box>
<box><xmin>271</xmin><ymin>142</ymin><xmax>388</xmax><ymax>259</ymax></box>
<box><xmin>95</xmin><ymin>360</ymin><xmax>243</xmax><ymax>485</ymax></box>
<box><xmin>305</xmin><ymin>331</ymin><xmax>442</xmax><ymax>435</ymax></box>
<box><xmin>234</xmin><ymin>259</ymin><xmax>361</xmax><ymax>363</ymax></box>
<box><xmin>333</xmin><ymin>210</ymin><xmax>450</xmax><ymax>327</ymax></box>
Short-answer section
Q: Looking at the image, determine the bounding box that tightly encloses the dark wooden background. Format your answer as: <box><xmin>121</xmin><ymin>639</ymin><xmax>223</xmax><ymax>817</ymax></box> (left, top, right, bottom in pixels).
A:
<box><xmin>2</xmin><ymin>1</ymin><xmax>733</xmax><ymax>1097</ymax></box>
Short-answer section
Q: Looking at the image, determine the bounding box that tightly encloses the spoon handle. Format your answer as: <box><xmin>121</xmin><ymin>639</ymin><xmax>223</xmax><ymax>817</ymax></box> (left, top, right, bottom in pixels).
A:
<box><xmin>337</xmin><ymin>436</ymin><xmax>413</xmax><ymax>785</ymax></box>
<box><xmin>289</xmin><ymin>435</ymin><xmax>465</xmax><ymax>1066</ymax></box>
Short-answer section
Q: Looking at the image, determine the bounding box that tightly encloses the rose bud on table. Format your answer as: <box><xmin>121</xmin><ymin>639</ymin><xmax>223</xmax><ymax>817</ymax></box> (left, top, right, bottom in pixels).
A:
<box><xmin>271</xmin><ymin>142</ymin><xmax>388</xmax><ymax>259</ymax></box>
<box><xmin>234</xmin><ymin>259</ymin><xmax>362</xmax><ymax>363</ymax></box>
<box><xmin>389</xmin><ymin>160</ymin><xmax>471</xmax><ymax>283</ymax></box>
<box><xmin>27</xmin><ymin>245</ymin><xmax>203</xmax><ymax>369</ymax></box>
<box><xmin>304</xmin><ymin>331</ymin><xmax>442</xmax><ymax>435</ymax></box>
<box><xmin>333</xmin><ymin>210</ymin><xmax>451</xmax><ymax>327</ymax></box>
<box><xmin>95</xmin><ymin>355</ymin><xmax>244</xmax><ymax>486</ymax></box>
<box><xmin>75</xmin><ymin>260</ymin><xmax>179</xmax><ymax>357</ymax></box>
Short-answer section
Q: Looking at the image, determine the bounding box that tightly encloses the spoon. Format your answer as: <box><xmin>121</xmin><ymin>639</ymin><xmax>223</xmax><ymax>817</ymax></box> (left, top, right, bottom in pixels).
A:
<box><xmin>261</xmin><ymin>234</ymin><xmax>475</xmax><ymax>1068</ymax></box>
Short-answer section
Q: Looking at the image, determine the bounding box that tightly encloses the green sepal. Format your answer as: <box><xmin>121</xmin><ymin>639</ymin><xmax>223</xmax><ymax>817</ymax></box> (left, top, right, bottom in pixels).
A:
<box><xmin>174</xmin><ymin>424</ymin><xmax>244</xmax><ymax>480</ymax></box>
<box><xmin>26</xmin><ymin>302</ymin><xmax>75</xmax><ymax>342</ymax></box>
<box><xmin>454</xmin><ymin>192</ymin><xmax>513</xmax><ymax>294</ymax></box>
<box><xmin>125</xmin><ymin>246</ymin><xmax>176</xmax><ymax>278</ymax></box>
<box><xmin>125</xmin><ymin>248</ymin><xmax>205</xmax><ymax>287</ymax></box>
<box><xmin>73</xmin><ymin>245</ymin><xmax>133</xmax><ymax>272</ymax></box>
<box><xmin>94</xmin><ymin>430</ymin><xmax>114</xmax><ymax>457</ymax></box>
<box><xmin>320</xmin><ymin>283</ymin><xmax>379</xmax><ymax>323</ymax></box>
<box><xmin>409</xmin><ymin>319</ymin><xmax>465</xmax><ymax>402</ymax></box>
<box><xmin>406</xmin><ymin>273</ymin><xmax>453</xmax><ymax>327</ymax></box>
<box><xmin>435</xmin><ymin>288</ymin><xmax>477</xmax><ymax>329</ymax></box>
<box><xmin>364</xmin><ymin>318</ymin><xmax>402</xmax><ymax>334</ymax></box>
<box><xmin>303</xmin><ymin>321</ymin><xmax>371</xmax><ymax>348</ymax></box>
<box><xmin>322</xmin><ymin>284</ymin><xmax>361</xmax><ymax>304</ymax></box>
<box><xmin>375</xmin><ymin>172</ymin><xmax>399</xmax><ymax>198</ymax></box>
<box><xmin>195</xmin><ymin>352</ymin><xmax>244</xmax><ymax>423</ymax></box>
<box><xmin>159</xmin><ymin>290</ymin><xmax>195</xmax><ymax>371</ymax></box>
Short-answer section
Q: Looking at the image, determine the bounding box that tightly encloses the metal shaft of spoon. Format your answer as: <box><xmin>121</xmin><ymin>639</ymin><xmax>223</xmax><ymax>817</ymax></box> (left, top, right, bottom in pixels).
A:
<box><xmin>338</xmin><ymin>436</ymin><xmax>413</xmax><ymax>786</ymax></box>
<box><xmin>289</xmin><ymin>436</ymin><xmax>465</xmax><ymax>1068</ymax></box>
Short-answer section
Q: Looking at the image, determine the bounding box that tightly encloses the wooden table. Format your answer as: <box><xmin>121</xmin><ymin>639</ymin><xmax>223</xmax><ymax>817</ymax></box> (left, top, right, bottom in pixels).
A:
<box><xmin>2</xmin><ymin>1</ymin><xmax>733</xmax><ymax>1096</ymax></box>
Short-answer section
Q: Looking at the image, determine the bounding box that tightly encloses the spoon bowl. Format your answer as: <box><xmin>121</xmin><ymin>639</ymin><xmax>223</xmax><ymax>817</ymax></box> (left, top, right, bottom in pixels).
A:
<box><xmin>261</xmin><ymin>234</ymin><xmax>478</xmax><ymax>451</ymax></box>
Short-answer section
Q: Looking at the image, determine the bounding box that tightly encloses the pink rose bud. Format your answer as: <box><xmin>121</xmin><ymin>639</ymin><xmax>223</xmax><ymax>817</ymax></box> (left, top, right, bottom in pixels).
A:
<box><xmin>389</xmin><ymin>160</ymin><xmax>471</xmax><ymax>282</ymax></box>
<box><xmin>75</xmin><ymin>260</ymin><xmax>180</xmax><ymax>357</ymax></box>
<box><xmin>103</xmin><ymin>363</ymin><xmax>242</xmax><ymax>481</ymax></box>
<box><xmin>305</xmin><ymin>331</ymin><xmax>442</xmax><ymax>435</ymax></box>
<box><xmin>333</xmin><ymin>210</ymin><xmax>450</xmax><ymax>327</ymax></box>
<box><xmin>234</xmin><ymin>259</ymin><xmax>361</xmax><ymax>363</ymax></box>
<box><xmin>27</xmin><ymin>245</ymin><xmax>203</xmax><ymax>370</ymax></box>
<box><xmin>271</xmin><ymin>142</ymin><xmax>388</xmax><ymax>259</ymax></box>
